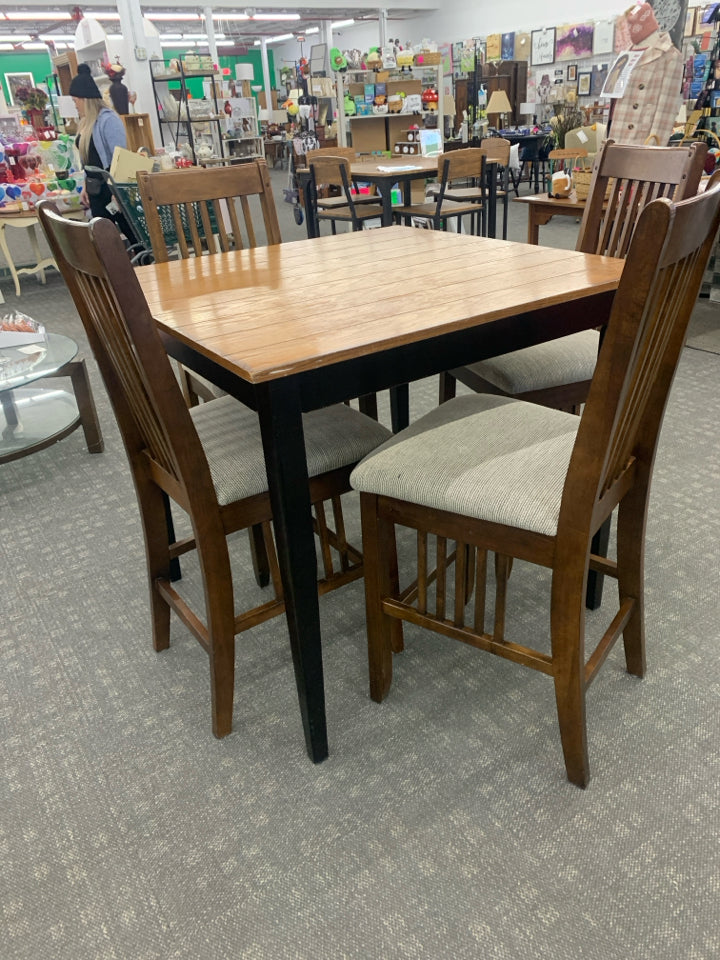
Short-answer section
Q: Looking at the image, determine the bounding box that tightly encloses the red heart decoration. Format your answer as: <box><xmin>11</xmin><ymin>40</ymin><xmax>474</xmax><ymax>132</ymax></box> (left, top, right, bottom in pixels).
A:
<box><xmin>29</xmin><ymin>182</ymin><xmax>45</xmax><ymax>195</ymax></box>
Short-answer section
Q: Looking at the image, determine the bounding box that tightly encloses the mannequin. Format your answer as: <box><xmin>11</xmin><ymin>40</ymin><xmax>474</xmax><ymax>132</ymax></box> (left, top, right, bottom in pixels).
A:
<box><xmin>608</xmin><ymin>3</ymin><xmax>683</xmax><ymax>145</ymax></box>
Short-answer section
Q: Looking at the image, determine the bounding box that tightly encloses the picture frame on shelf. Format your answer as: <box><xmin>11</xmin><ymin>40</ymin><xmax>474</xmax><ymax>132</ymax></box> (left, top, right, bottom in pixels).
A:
<box><xmin>4</xmin><ymin>72</ymin><xmax>35</xmax><ymax>106</ymax></box>
<box><xmin>577</xmin><ymin>71</ymin><xmax>592</xmax><ymax>96</ymax></box>
<box><xmin>567</xmin><ymin>64</ymin><xmax>577</xmax><ymax>82</ymax></box>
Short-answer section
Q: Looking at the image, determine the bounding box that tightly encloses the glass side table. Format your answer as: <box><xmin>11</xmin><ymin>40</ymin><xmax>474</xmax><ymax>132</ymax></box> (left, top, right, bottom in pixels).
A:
<box><xmin>0</xmin><ymin>332</ymin><xmax>104</xmax><ymax>463</ymax></box>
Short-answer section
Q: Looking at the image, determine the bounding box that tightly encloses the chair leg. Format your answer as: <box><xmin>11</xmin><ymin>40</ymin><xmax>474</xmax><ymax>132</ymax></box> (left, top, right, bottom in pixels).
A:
<box><xmin>361</xmin><ymin>493</ymin><xmax>402</xmax><ymax>700</ymax></box>
<box><xmin>616</xmin><ymin>486</ymin><xmax>649</xmax><ymax>678</ymax></box>
<box><xmin>550</xmin><ymin>565</ymin><xmax>590</xmax><ymax>787</ymax></box>
<box><xmin>502</xmin><ymin>197</ymin><xmax>509</xmax><ymax>241</ymax></box>
<box><xmin>438</xmin><ymin>371</ymin><xmax>457</xmax><ymax>403</ymax></box>
<box><xmin>197</xmin><ymin>536</ymin><xmax>236</xmax><ymax>739</ymax></box>
<box><xmin>136</xmin><ymin>482</ymin><xmax>174</xmax><ymax>652</ymax></box>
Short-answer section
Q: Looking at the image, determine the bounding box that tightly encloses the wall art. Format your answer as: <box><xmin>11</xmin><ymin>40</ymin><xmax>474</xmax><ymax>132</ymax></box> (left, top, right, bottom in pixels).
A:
<box><xmin>555</xmin><ymin>23</ymin><xmax>594</xmax><ymax>60</ymax></box>
<box><xmin>531</xmin><ymin>28</ymin><xmax>556</xmax><ymax>65</ymax></box>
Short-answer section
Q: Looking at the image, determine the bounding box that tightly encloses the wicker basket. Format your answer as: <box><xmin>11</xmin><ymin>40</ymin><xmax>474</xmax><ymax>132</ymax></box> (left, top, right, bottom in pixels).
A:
<box><xmin>415</xmin><ymin>51</ymin><xmax>442</xmax><ymax>65</ymax></box>
<box><xmin>573</xmin><ymin>168</ymin><xmax>593</xmax><ymax>201</ymax></box>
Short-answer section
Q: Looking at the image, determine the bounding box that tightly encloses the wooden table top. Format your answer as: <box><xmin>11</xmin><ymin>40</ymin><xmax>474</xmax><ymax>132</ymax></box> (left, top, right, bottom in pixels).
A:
<box><xmin>513</xmin><ymin>193</ymin><xmax>588</xmax><ymax>212</ymax></box>
<box><xmin>348</xmin><ymin>156</ymin><xmax>440</xmax><ymax>180</ymax></box>
<box><xmin>136</xmin><ymin>226</ymin><xmax>623</xmax><ymax>384</ymax></box>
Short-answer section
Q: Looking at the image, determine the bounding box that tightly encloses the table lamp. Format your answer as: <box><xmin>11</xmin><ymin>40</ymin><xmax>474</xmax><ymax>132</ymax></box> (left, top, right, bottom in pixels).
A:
<box><xmin>487</xmin><ymin>89</ymin><xmax>512</xmax><ymax>131</ymax></box>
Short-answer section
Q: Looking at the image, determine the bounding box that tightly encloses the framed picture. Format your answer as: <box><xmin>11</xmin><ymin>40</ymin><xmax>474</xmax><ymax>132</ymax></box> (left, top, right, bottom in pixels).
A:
<box><xmin>577</xmin><ymin>71</ymin><xmax>592</xmax><ymax>96</ymax></box>
<box><xmin>531</xmin><ymin>28</ymin><xmax>556</xmax><ymax>66</ymax></box>
<box><xmin>567</xmin><ymin>64</ymin><xmax>578</xmax><ymax>82</ymax></box>
<box><xmin>4</xmin><ymin>72</ymin><xmax>34</xmax><ymax>107</ymax></box>
<box><xmin>555</xmin><ymin>23</ymin><xmax>594</xmax><ymax>61</ymax></box>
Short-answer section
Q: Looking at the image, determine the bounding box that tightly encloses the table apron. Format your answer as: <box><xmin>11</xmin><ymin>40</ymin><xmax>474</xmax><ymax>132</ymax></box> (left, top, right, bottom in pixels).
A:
<box><xmin>159</xmin><ymin>291</ymin><xmax>615</xmax><ymax>414</ymax></box>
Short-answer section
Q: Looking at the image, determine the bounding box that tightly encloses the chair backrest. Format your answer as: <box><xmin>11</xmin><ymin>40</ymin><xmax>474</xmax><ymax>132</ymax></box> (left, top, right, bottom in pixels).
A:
<box><xmin>577</xmin><ymin>139</ymin><xmax>707</xmax><ymax>258</ymax></box>
<box><xmin>136</xmin><ymin>159</ymin><xmax>281</xmax><ymax>262</ymax></box>
<box><xmin>566</xmin><ymin>124</ymin><xmax>606</xmax><ymax>157</ymax></box>
<box><xmin>436</xmin><ymin>147</ymin><xmax>487</xmax><ymax>205</ymax></box>
<box><xmin>480</xmin><ymin>137</ymin><xmax>511</xmax><ymax>166</ymax></box>
<box><xmin>548</xmin><ymin>146</ymin><xmax>588</xmax><ymax>173</ymax></box>
<box><xmin>37</xmin><ymin>201</ymin><xmax>218</xmax><ymax>514</ymax></box>
<box><xmin>559</xmin><ymin>173</ymin><xmax>720</xmax><ymax>540</ymax></box>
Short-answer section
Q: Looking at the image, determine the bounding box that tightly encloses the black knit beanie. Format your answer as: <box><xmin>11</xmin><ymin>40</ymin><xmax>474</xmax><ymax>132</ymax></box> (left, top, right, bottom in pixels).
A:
<box><xmin>69</xmin><ymin>63</ymin><xmax>102</xmax><ymax>99</ymax></box>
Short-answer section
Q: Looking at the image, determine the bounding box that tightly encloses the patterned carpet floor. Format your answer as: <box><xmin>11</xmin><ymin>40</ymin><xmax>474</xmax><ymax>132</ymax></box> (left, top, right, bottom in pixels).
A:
<box><xmin>1</xmin><ymin>187</ymin><xmax>719</xmax><ymax>959</ymax></box>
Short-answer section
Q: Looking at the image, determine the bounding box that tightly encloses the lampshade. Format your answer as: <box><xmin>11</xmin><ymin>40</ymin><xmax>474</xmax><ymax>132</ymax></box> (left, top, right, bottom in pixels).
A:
<box><xmin>486</xmin><ymin>89</ymin><xmax>512</xmax><ymax>115</ymax></box>
<box><xmin>235</xmin><ymin>63</ymin><xmax>254</xmax><ymax>81</ymax></box>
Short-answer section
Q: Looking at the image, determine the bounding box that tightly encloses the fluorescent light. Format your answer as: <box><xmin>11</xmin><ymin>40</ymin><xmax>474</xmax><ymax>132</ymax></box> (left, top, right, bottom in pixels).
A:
<box><xmin>5</xmin><ymin>11</ymin><xmax>71</xmax><ymax>19</ymax></box>
<box><xmin>332</xmin><ymin>19</ymin><xmax>355</xmax><ymax>29</ymax></box>
<box><xmin>23</xmin><ymin>42</ymin><xmax>50</xmax><ymax>49</ymax></box>
<box><xmin>305</xmin><ymin>27</ymin><xmax>320</xmax><ymax>35</ymax></box>
<box><xmin>0</xmin><ymin>34</ymin><xmax>30</xmax><ymax>42</ymax></box>
<box><xmin>216</xmin><ymin>40</ymin><xmax>235</xmax><ymax>47</ymax></box>
<box><xmin>146</xmin><ymin>12</ymin><xmax>201</xmax><ymax>21</ymax></box>
<box><xmin>254</xmin><ymin>33</ymin><xmax>293</xmax><ymax>45</ymax></box>
<box><xmin>84</xmin><ymin>12</ymin><xmax>121</xmax><ymax>21</ymax></box>
<box><xmin>252</xmin><ymin>14</ymin><xmax>300</xmax><ymax>21</ymax></box>
<box><xmin>0</xmin><ymin>43</ymin><xmax>13</xmax><ymax>50</ymax></box>
<box><xmin>213</xmin><ymin>13</ymin><xmax>250</xmax><ymax>21</ymax></box>
<box><xmin>160</xmin><ymin>39</ymin><xmax>196</xmax><ymax>47</ymax></box>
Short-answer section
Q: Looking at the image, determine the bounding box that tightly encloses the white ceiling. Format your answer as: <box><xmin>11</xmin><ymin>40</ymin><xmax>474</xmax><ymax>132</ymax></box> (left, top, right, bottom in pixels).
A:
<box><xmin>0</xmin><ymin>3</ymin><xmax>436</xmax><ymax>48</ymax></box>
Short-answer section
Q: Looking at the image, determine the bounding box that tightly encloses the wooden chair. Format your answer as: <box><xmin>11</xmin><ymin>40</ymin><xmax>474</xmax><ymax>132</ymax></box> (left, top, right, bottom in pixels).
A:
<box><xmin>137</xmin><ymin>160</ymin><xmax>281</xmax><ymax>405</ymax></box>
<box><xmin>480</xmin><ymin>137</ymin><xmax>514</xmax><ymax>239</ymax></box>
<box><xmin>38</xmin><ymin>201</ymin><xmax>392</xmax><ymax>741</ymax></box>
<box><xmin>350</xmin><ymin>174</ymin><xmax>720</xmax><ymax>787</ymax></box>
<box><xmin>440</xmin><ymin>140</ymin><xmax>708</xmax><ymax>409</ymax></box>
<box><xmin>301</xmin><ymin>146</ymin><xmax>378</xmax><ymax>214</ymax></box>
<box><xmin>136</xmin><ymin>159</ymin><xmax>280</xmax><ymax>262</ymax></box>
<box><xmin>308</xmin><ymin>155</ymin><xmax>385</xmax><ymax>234</ymax></box>
<box><xmin>393</xmin><ymin>148</ymin><xmax>487</xmax><ymax>235</ymax></box>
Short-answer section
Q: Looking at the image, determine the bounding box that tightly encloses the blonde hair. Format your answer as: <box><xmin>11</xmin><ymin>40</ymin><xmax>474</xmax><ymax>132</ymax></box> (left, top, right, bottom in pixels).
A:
<box><xmin>77</xmin><ymin>99</ymin><xmax>107</xmax><ymax>164</ymax></box>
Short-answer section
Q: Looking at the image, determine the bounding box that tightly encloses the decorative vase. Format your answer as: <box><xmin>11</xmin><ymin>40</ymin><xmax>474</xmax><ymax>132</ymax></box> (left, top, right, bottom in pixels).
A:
<box><xmin>28</xmin><ymin>109</ymin><xmax>45</xmax><ymax>133</ymax></box>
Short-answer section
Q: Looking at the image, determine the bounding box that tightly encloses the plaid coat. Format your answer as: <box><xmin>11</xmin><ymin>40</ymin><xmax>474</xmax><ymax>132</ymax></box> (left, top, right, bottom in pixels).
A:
<box><xmin>608</xmin><ymin>31</ymin><xmax>683</xmax><ymax>146</ymax></box>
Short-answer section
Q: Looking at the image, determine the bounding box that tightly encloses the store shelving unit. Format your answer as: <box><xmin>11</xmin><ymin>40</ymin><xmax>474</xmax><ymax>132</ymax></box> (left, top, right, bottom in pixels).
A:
<box><xmin>337</xmin><ymin>64</ymin><xmax>444</xmax><ymax>152</ymax></box>
<box><xmin>224</xmin><ymin>97</ymin><xmax>264</xmax><ymax>162</ymax></box>
<box><xmin>149</xmin><ymin>59</ymin><xmax>226</xmax><ymax>164</ymax></box>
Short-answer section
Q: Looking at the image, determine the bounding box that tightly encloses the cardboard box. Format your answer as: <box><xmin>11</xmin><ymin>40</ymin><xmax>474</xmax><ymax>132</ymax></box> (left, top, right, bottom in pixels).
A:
<box><xmin>109</xmin><ymin>146</ymin><xmax>155</xmax><ymax>182</ymax></box>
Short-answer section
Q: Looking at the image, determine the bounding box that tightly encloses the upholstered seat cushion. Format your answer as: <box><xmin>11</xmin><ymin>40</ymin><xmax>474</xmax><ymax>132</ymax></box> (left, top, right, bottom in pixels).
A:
<box><xmin>464</xmin><ymin>330</ymin><xmax>600</xmax><ymax>394</ymax></box>
<box><xmin>192</xmin><ymin>397</ymin><xmax>392</xmax><ymax>506</ymax></box>
<box><xmin>350</xmin><ymin>394</ymin><xmax>580</xmax><ymax>536</ymax></box>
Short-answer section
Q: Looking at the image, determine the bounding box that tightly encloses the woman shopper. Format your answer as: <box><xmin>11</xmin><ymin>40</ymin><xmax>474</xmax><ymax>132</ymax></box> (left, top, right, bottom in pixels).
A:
<box><xmin>69</xmin><ymin>63</ymin><xmax>132</xmax><ymax>237</ymax></box>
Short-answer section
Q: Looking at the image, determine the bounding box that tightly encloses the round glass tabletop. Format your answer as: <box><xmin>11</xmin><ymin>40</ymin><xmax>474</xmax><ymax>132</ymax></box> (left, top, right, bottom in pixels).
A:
<box><xmin>0</xmin><ymin>333</ymin><xmax>78</xmax><ymax>393</ymax></box>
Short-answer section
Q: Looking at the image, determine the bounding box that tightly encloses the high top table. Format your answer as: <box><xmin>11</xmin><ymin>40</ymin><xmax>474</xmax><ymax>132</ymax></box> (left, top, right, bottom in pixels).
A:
<box><xmin>136</xmin><ymin>226</ymin><xmax>623</xmax><ymax>763</ymax></box>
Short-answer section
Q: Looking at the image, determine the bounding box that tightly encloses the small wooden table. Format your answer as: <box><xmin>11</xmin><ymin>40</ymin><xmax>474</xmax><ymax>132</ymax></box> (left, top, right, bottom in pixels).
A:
<box><xmin>136</xmin><ymin>227</ymin><xmax>623</xmax><ymax>764</ymax></box>
<box><xmin>0</xmin><ymin>206</ymin><xmax>84</xmax><ymax>297</ymax></box>
<box><xmin>514</xmin><ymin>193</ymin><xmax>588</xmax><ymax>245</ymax></box>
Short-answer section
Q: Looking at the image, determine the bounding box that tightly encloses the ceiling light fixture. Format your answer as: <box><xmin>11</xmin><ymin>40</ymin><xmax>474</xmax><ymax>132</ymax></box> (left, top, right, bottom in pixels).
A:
<box><xmin>5</xmin><ymin>11</ymin><xmax>71</xmax><ymax>19</ymax></box>
<box><xmin>213</xmin><ymin>13</ymin><xmax>250</xmax><ymax>20</ymax></box>
<box><xmin>331</xmin><ymin>19</ymin><xmax>355</xmax><ymax>29</ymax></box>
<box><xmin>253</xmin><ymin>32</ymin><xmax>294</xmax><ymax>45</ymax></box>
<box><xmin>251</xmin><ymin>13</ymin><xmax>301</xmax><ymax>21</ymax></box>
<box><xmin>84</xmin><ymin>12</ymin><xmax>122</xmax><ymax>20</ymax></box>
<box><xmin>146</xmin><ymin>12</ymin><xmax>201</xmax><ymax>21</ymax></box>
<box><xmin>23</xmin><ymin>41</ymin><xmax>51</xmax><ymax>49</ymax></box>
<box><xmin>0</xmin><ymin>34</ymin><xmax>31</xmax><ymax>42</ymax></box>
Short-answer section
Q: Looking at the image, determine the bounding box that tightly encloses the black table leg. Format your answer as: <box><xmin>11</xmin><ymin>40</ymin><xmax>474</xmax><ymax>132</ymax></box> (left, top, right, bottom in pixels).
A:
<box><xmin>256</xmin><ymin>378</ymin><xmax>329</xmax><ymax>763</ymax></box>
<box><xmin>586</xmin><ymin>517</ymin><xmax>610</xmax><ymax>610</ymax></box>
<box><xmin>390</xmin><ymin>383</ymin><xmax>410</xmax><ymax>433</ymax></box>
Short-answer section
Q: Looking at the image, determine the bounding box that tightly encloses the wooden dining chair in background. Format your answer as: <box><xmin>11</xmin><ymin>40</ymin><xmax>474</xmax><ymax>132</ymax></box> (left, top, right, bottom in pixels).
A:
<box><xmin>136</xmin><ymin>159</ymin><xmax>281</xmax><ymax>262</ymax></box>
<box><xmin>136</xmin><ymin>160</ymin><xmax>281</xmax><ymax>406</ymax></box>
<box><xmin>308</xmin><ymin>155</ymin><xmax>385</xmax><ymax>234</ymax></box>
<box><xmin>480</xmin><ymin>137</ymin><xmax>515</xmax><ymax>240</ymax></box>
<box><xmin>393</xmin><ymin>147</ymin><xmax>488</xmax><ymax>235</ymax></box>
<box><xmin>38</xmin><ymin>201</ymin><xmax>392</xmax><ymax>741</ymax></box>
<box><xmin>440</xmin><ymin>139</ymin><xmax>708</xmax><ymax>410</ymax></box>
<box><xmin>350</xmin><ymin>174</ymin><xmax>720</xmax><ymax>787</ymax></box>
